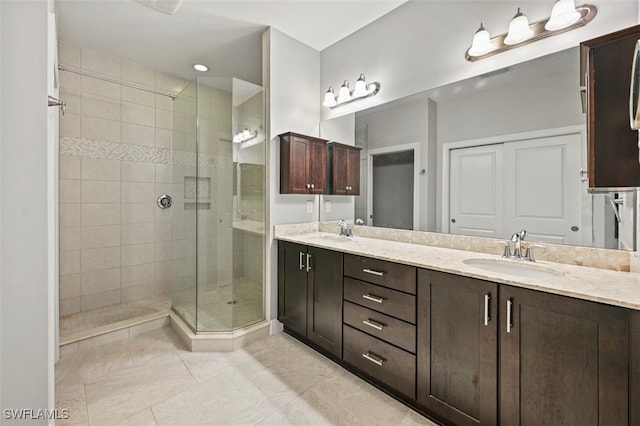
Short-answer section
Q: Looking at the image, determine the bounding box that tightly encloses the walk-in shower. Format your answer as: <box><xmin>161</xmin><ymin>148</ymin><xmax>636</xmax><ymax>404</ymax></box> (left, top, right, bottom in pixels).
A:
<box><xmin>57</xmin><ymin>43</ymin><xmax>265</xmax><ymax>340</ymax></box>
<box><xmin>169</xmin><ymin>77</ymin><xmax>266</xmax><ymax>332</ymax></box>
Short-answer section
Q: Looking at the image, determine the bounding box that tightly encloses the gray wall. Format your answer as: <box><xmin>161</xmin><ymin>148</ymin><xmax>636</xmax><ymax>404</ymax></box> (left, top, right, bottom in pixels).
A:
<box><xmin>320</xmin><ymin>1</ymin><xmax>638</xmax><ymax>122</ymax></box>
<box><xmin>1</xmin><ymin>0</ymin><xmax>54</xmax><ymax>421</ymax></box>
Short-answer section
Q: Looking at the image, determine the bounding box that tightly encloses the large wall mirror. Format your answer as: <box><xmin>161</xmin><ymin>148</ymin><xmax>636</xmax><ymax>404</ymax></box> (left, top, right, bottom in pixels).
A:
<box><xmin>320</xmin><ymin>47</ymin><xmax>637</xmax><ymax>251</ymax></box>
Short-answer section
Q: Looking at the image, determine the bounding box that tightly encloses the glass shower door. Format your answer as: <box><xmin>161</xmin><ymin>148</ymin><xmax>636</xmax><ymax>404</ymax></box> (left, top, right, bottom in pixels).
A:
<box><xmin>170</xmin><ymin>78</ymin><xmax>199</xmax><ymax>330</ymax></box>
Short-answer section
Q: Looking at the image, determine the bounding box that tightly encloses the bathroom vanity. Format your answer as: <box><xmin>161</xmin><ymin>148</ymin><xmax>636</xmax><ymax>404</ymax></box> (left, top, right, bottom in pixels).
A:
<box><xmin>275</xmin><ymin>223</ymin><xmax>640</xmax><ymax>426</ymax></box>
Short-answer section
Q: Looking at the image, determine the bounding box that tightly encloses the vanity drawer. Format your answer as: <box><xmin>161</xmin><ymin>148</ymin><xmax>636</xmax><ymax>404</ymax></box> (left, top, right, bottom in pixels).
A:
<box><xmin>344</xmin><ymin>254</ymin><xmax>416</xmax><ymax>294</ymax></box>
<box><xmin>344</xmin><ymin>301</ymin><xmax>416</xmax><ymax>353</ymax></box>
<box><xmin>344</xmin><ymin>277</ymin><xmax>416</xmax><ymax>324</ymax></box>
<box><xmin>343</xmin><ymin>325</ymin><xmax>416</xmax><ymax>399</ymax></box>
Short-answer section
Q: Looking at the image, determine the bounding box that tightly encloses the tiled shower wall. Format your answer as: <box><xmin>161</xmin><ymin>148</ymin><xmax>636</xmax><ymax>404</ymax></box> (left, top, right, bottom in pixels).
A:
<box><xmin>58</xmin><ymin>41</ymin><xmax>188</xmax><ymax>317</ymax></box>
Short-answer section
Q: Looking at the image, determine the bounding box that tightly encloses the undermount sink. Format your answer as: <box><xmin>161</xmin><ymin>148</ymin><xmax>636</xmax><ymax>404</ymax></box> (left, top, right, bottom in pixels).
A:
<box><xmin>463</xmin><ymin>258</ymin><xmax>564</xmax><ymax>280</ymax></box>
<box><xmin>309</xmin><ymin>234</ymin><xmax>353</xmax><ymax>243</ymax></box>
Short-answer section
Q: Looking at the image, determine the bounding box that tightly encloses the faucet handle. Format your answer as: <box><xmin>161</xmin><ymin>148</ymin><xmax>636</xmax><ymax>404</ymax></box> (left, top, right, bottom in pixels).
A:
<box><xmin>523</xmin><ymin>244</ymin><xmax>546</xmax><ymax>262</ymax></box>
<box><xmin>498</xmin><ymin>241</ymin><xmax>512</xmax><ymax>258</ymax></box>
<box><xmin>356</xmin><ymin>218</ymin><xmax>364</xmax><ymax>225</ymax></box>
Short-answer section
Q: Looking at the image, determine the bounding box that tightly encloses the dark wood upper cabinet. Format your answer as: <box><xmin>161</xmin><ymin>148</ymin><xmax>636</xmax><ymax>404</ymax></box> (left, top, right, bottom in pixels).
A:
<box><xmin>328</xmin><ymin>142</ymin><xmax>361</xmax><ymax>195</ymax></box>
<box><xmin>279</xmin><ymin>132</ymin><xmax>327</xmax><ymax>194</ymax></box>
<box><xmin>582</xmin><ymin>25</ymin><xmax>640</xmax><ymax>191</ymax></box>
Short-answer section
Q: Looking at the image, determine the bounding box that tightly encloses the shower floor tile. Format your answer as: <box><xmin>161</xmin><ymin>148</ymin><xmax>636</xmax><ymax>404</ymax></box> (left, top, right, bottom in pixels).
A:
<box><xmin>55</xmin><ymin>326</ymin><xmax>439</xmax><ymax>426</ymax></box>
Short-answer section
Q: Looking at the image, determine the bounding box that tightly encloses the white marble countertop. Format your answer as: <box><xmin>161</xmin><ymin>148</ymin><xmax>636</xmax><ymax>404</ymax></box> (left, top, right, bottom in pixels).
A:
<box><xmin>276</xmin><ymin>231</ymin><xmax>640</xmax><ymax>311</ymax></box>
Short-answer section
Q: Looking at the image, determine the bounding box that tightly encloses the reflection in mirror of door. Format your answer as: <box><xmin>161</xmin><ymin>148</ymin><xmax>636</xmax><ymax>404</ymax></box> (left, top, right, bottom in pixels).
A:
<box><xmin>322</xmin><ymin>47</ymin><xmax>635</xmax><ymax>250</ymax></box>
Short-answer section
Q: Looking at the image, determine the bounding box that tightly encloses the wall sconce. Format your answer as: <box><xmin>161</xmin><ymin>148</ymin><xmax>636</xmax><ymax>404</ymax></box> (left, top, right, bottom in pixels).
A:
<box><xmin>466</xmin><ymin>2</ymin><xmax>597</xmax><ymax>62</ymax></box>
<box><xmin>322</xmin><ymin>73</ymin><xmax>380</xmax><ymax>108</ymax></box>
<box><xmin>233</xmin><ymin>126</ymin><xmax>258</xmax><ymax>144</ymax></box>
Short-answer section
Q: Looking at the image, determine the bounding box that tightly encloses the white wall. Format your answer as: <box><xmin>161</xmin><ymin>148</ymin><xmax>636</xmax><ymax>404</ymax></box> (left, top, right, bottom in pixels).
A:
<box><xmin>1</xmin><ymin>0</ymin><xmax>54</xmax><ymax>420</ymax></box>
<box><xmin>264</xmin><ymin>28</ymin><xmax>321</xmax><ymax>324</ymax></box>
<box><xmin>321</xmin><ymin>0</ymin><xmax>638</xmax><ymax>122</ymax></box>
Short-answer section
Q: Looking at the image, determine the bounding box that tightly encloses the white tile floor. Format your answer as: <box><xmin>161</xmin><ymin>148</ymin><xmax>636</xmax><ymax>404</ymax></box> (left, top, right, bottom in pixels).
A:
<box><xmin>55</xmin><ymin>326</ymin><xmax>438</xmax><ymax>425</ymax></box>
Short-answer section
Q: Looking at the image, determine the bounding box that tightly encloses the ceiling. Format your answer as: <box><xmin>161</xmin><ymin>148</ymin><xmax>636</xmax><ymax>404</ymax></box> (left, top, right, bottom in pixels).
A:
<box><xmin>57</xmin><ymin>0</ymin><xmax>408</xmax><ymax>83</ymax></box>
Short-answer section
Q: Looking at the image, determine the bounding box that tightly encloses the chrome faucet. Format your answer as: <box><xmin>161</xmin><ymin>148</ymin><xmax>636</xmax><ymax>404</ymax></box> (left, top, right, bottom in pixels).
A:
<box><xmin>503</xmin><ymin>229</ymin><xmax>530</xmax><ymax>260</ymax></box>
<box><xmin>337</xmin><ymin>219</ymin><xmax>353</xmax><ymax>237</ymax></box>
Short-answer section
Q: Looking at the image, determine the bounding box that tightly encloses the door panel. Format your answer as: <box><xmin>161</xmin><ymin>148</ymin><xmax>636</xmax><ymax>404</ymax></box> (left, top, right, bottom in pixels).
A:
<box><xmin>290</xmin><ymin>136</ymin><xmax>311</xmax><ymax>194</ymax></box>
<box><xmin>500</xmin><ymin>286</ymin><xmax>629</xmax><ymax>426</ymax></box>
<box><xmin>307</xmin><ymin>247</ymin><xmax>343</xmax><ymax>357</ymax></box>
<box><xmin>503</xmin><ymin>134</ymin><xmax>583</xmax><ymax>245</ymax></box>
<box><xmin>277</xmin><ymin>241</ymin><xmax>308</xmax><ymax>336</ymax></box>
<box><xmin>417</xmin><ymin>270</ymin><xmax>498</xmax><ymax>425</ymax></box>
<box><xmin>450</xmin><ymin>144</ymin><xmax>504</xmax><ymax>237</ymax></box>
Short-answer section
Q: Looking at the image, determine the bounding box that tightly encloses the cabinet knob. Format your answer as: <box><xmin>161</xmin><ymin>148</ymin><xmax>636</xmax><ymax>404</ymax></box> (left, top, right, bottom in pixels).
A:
<box><xmin>306</xmin><ymin>184</ymin><xmax>311</xmax><ymax>189</ymax></box>
<box><xmin>310</xmin><ymin>183</ymin><xmax>315</xmax><ymax>189</ymax></box>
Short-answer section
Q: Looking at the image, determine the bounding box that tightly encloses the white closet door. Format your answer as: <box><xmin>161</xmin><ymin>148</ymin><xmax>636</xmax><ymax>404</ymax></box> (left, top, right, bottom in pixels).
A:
<box><xmin>450</xmin><ymin>144</ymin><xmax>504</xmax><ymax>238</ymax></box>
<box><xmin>503</xmin><ymin>134</ymin><xmax>583</xmax><ymax>245</ymax></box>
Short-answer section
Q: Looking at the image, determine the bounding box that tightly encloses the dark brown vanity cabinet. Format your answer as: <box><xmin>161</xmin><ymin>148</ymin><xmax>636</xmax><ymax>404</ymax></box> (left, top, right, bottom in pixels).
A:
<box><xmin>277</xmin><ymin>241</ymin><xmax>343</xmax><ymax>357</ymax></box>
<box><xmin>342</xmin><ymin>254</ymin><xmax>417</xmax><ymax>400</ymax></box>
<box><xmin>418</xmin><ymin>269</ymin><xmax>635</xmax><ymax>426</ymax></box>
<box><xmin>582</xmin><ymin>25</ymin><xmax>640</xmax><ymax>190</ymax></box>
<box><xmin>328</xmin><ymin>142</ymin><xmax>361</xmax><ymax>195</ymax></box>
<box><xmin>499</xmin><ymin>285</ymin><xmax>631</xmax><ymax>426</ymax></box>
<box><xmin>417</xmin><ymin>270</ymin><xmax>499</xmax><ymax>426</ymax></box>
<box><xmin>279</xmin><ymin>132</ymin><xmax>327</xmax><ymax>194</ymax></box>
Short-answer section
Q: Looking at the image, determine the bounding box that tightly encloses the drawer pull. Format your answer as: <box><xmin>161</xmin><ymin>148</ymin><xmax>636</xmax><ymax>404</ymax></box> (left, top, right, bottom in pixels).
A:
<box><xmin>507</xmin><ymin>298</ymin><xmax>513</xmax><ymax>334</ymax></box>
<box><xmin>362</xmin><ymin>351</ymin><xmax>385</xmax><ymax>366</ymax></box>
<box><xmin>299</xmin><ymin>252</ymin><xmax>304</xmax><ymax>270</ymax></box>
<box><xmin>363</xmin><ymin>268</ymin><xmax>384</xmax><ymax>277</ymax></box>
<box><xmin>362</xmin><ymin>319</ymin><xmax>385</xmax><ymax>331</ymax></box>
<box><xmin>362</xmin><ymin>294</ymin><xmax>385</xmax><ymax>304</ymax></box>
<box><xmin>484</xmin><ymin>293</ymin><xmax>490</xmax><ymax>326</ymax></box>
<box><xmin>306</xmin><ymin>253</ymin><xmax>312</xmax><ymax>272</ymax></box>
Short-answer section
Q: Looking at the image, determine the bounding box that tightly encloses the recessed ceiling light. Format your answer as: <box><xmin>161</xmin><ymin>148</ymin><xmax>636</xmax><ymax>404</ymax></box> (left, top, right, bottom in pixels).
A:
<box><xmin>193</xmin><ymin>64</ymin><xmax>209</xmax><ymax>72</ymax></box>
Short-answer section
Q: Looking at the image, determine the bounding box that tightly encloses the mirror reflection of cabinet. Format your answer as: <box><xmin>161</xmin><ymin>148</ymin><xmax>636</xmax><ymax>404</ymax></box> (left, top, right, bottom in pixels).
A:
<box><xmin>327</xmin><ymin>142</ymin><xmax>361</xmax><ymax>195</ymax></box>
<box><xmin>279</xmin><ymin>132</ymin><xmax>327</xmax><ymax>194</ymax></box>
<box><xmin>582</xmin><ymin>25</ymin><xmax>640</xmax><ymax>191</ymax></box>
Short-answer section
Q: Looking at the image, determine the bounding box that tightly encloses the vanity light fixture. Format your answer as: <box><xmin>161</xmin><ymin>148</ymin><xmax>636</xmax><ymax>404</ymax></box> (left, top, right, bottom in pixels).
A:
<box><xmin>232</xmin><ymin>126</ymin><xmax>258</xmax><ymax>144</ymax></box>
<box><xmin>465</xmin><ymin>3</ymin><xmax>597</xmax><ymax>62</ymax></box>
<box><xmin>504</xmin><ymin>8</ymin><xmax>534</xmax><ymax>45</ymax></box>
<box><xmin>322</xmin><ymin>73</ymin><xmax>380</xmax><ymax>108</ymax></box>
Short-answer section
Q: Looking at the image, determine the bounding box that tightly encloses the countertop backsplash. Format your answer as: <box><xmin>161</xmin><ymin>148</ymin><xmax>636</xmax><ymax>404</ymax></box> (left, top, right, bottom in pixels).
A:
<box><xmin>274</xmin><ymin>222</ymin><xmax>633</xmax><ymax>272</ymax></box>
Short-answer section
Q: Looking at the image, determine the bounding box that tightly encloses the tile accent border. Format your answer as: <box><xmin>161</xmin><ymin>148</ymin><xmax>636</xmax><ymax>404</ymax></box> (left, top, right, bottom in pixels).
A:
<box><xmin>60</xmin><ymin>136</ymin><xmax>234</xmax><ymax>168</ymax></box>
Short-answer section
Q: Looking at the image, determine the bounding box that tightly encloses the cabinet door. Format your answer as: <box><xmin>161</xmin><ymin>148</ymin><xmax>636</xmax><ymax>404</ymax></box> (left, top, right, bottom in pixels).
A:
<box><xmin>582</xmin><ymin>25</ymin><xmax>640</xmax><ymax>189</ymax></box>
<box><xmin>277</xmin><ymin>241</ymin><xmax>308</xmax><ymax>336</ymax></box>
<box><xmin>347</xmin><ymin>146</ymin><xmax>360</xmax><ymax>195</ymax></box>
<box><xmin>332</xmin><ymin>144</ymin><xmax>350</xmax><ymax>195</ymax></box>
<box><xmin>500</xmin><ymin>285</ymin><xmax>629</xmax><ymax>426</ymax></box>
<box><xmin>308</xmin><ymin>139</ymin><xmax>327</xmax><ymax>194</ymax></box>
<box><xmin>417</xmin><ymin>270</ymin><xmax>498</xmax><ymax>426</ymax></box>
<box><xmin>289</xmin><ymin>136</ymin><xmax>313</xmax><ymax>194</ymax></box>
<box><xmin>307</xmin><ymin>246</ymin><xmax>343</xmax><ymax>357</ymax></box>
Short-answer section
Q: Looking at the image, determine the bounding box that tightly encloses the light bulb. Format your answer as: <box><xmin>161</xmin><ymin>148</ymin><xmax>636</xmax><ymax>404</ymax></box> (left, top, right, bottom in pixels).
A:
<box><xmin>468</xmin><ymin>23</ymin><xmax>495</xmax><ymax>57</ymax></box>
<box><xmin>322</xmin><ymin>87</ymin><xmax>337</xmax><ymax>107</ymax></box>
<box><xmin>337</xmin><ymin>80</ymin><xmax>351</xmax><ymax>103</ymax></box>
<box><xmin>545</xmin><ymin>0</ymin><xmax>581</xmax><ymax>31</ymax></box>
<box><xmin>504</xmin><ymin>8</ymin><xmax>534</xmax><ymax>45</ymax></box>
<box><xmin>353</xmin><ymin>74</ymin><xmax>368</xmax><ymax>98</ymax></box>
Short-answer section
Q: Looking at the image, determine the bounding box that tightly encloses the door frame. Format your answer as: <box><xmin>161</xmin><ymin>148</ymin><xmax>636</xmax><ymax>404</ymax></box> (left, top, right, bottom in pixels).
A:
<box><xmin>367</xmin><ymin>143</ymin><xmax>420</xmax><ymax>229</ymax></box>
<box><xmin>441</xmin><ymin>125</ymin><xmax>589</xmax><ymax>241</ymax></box>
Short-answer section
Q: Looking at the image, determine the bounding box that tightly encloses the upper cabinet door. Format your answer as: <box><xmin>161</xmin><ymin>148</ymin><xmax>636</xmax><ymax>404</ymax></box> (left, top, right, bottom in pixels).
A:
<box><xmin>582</xmin><ymin>25</ymin><xmax>640</xmax><ymax>191</ymax></box>
<box><xmin>279</xmin><ymin>132</ymin><xmax>328</xmax><ymax>194</ymax></box>
<box><xmin>308</xmin><ymin>138</ymin><xmax>327</xmax><ymax>194</ymax></box>
<box><xmin>328</xmin><ymin>142</ymin><xmax>361</xmax><ymax>195</ymax></box>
